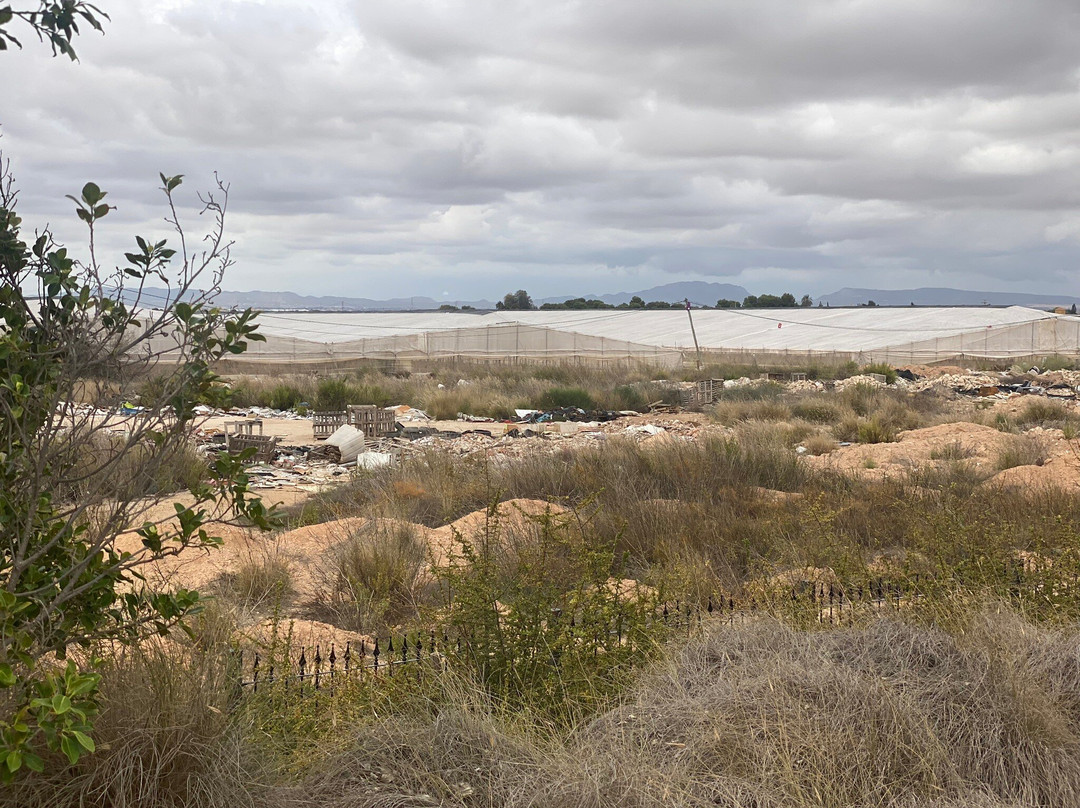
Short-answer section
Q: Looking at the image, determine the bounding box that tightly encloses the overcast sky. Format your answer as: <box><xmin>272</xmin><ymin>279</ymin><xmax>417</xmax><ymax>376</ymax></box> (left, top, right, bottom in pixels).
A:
<box><xmin>5</xmin><ymin>0</ymin><xmax>1080</xmax><ymax>301</ymax></box>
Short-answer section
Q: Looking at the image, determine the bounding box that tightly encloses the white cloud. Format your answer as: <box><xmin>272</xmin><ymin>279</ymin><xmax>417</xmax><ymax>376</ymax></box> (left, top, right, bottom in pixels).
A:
<box><xmin>3</xmin><ymin>0</ymin><xmax>1080</xmax><ymax>299</ymax></box>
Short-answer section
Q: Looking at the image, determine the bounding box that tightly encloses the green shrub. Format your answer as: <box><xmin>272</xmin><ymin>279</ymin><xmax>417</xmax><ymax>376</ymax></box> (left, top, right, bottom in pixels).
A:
<box><xmin>435</xmin><ymin>502</ymin><xmax>665</xmax><ymax>720</ymax></box>
<box><xmin>1038</xmin><ymin>354</ymin><xmax>1077</xmax><ymax>371</ymax></box>
<box><xmin>835</xmin><ymin>359</ymin><xmax>860</xmax><ymax>379</ymax></box>
<box><xmin>832</xmin><ymin>416</ymin><xmax>860</xmax><ymax>442</ymax></box>
<box><xmin>840</xmin><ymin>383</ymin><xmax>880</xmax><ymax>416</ymax></box>
<box><xmin>801</xmin><ymin>433</ymin><xmax>837</xmax><ymax>455</ymax></box>
<box><xmin>611</xmin><ymin>384</ymin><xmax>648</xmax><ymax>412</ymax></box>
<box><xmin>314</xmin><ymin>377</ymin><xmax>355</xmax><ymax>410</ymax></box>
<box><xmin>268</xmin><ymin>383</ymin><xmax>306</xmax><ymax>411</ymax></box>
<box><xmin>1016</xmin><ymin>399</ymin><xmax>1069</xmax><ymax>426</ymax></box>
<box><xmin>860</xmin><ymin>362</ymin><xmax>898</xmax><ymax>384</ymax></box>
<box><xmin>537</xmin><ymin>386</ymin><xmax>597</xmax><ymax>410</ymax></box>
<box><xmin>199</xmin><ymin>382</ymin><xmax>233</xmax><ymax>410</ymax></box>
<box><xmin>228</xmin><ymin>552</ymin><xmax>292</xmax><ymax>610</ymax></box>
<box><xmin>930</xmin><ymin>440</ymin><xmax>975</xmax><ymax>461</ymax></box>
<box><xmin>320</xmin><ymin>523</ymin><xmax>428</xmax><ymax>633</ymax></box>
<box><xmin>856</xmin><ymin>416</ymin><xmax>897</xmax><ymax>444</ymax></box>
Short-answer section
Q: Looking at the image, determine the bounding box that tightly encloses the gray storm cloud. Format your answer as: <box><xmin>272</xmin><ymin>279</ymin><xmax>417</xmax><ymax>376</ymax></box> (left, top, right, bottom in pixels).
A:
<box><xmin>3</xmin><ymin>0</ymin><xmax>1080</xmax><ymax>299</ymax></box>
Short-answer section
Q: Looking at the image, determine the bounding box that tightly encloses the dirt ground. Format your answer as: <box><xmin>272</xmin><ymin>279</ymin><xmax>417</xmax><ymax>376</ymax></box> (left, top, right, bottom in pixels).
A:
<box><xmin>807</xmin><ymin>421</ymin><xmax>1080</xmax><ymax>490</ymax></box>
<box><xmin>129</xmin><ymin>498</ymin><xmax>570</xmax><ymax>605</ymax></box>
<box><xmin>122</xmin><ymin>390</ymin><xmax>1080</xmax><ymax>650</ymax></box>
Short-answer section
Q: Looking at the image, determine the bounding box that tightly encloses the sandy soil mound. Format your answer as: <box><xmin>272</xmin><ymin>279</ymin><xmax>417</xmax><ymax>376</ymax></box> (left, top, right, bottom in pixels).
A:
<box><xmin>427</xmin><ymin>498</ymin><xmax>570</xmax><ymax>565</ymax></box>
<box><xmin>237</xmin><ymin>618</ymin><xmax>372</xmax><ymax>653</ymax></box>
<box><xmin>134</xmin><ymin>498</ymin><xmax>571</xmax><ymax>600</ymax></box>
<box><xmin>806</xmin><ymin>422</ymin><xmax>1015</xmax><ymax>480</ymax></box>
<box><xmin>988</xmin><ymin>450</ymin><xmax>1080</xmax><ymax>492</ymax></box>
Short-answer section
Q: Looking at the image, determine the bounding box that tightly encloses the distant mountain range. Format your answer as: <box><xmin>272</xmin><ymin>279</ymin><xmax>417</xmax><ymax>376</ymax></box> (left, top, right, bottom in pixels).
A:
<box><xmin>818</xmin><ymin>287</ymin><xmax>1080</xmax><ymax>309</ymax></box>
<box><xmin>125</xmin><ymin>282</ymin><xmax>1078</xmax><ymax>312</ymax></box>
<box><xmin>537</xmin><ymin>281</ymin><xmax>749</xmax><ymax>307</ymax></box>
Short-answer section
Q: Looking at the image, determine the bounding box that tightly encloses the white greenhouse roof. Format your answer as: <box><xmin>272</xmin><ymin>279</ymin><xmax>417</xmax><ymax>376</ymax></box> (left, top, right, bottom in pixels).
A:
<box><xmin>251</xmin><ymin>306</ymin><xmax>1068</xmax><ymax>354</ymax></box>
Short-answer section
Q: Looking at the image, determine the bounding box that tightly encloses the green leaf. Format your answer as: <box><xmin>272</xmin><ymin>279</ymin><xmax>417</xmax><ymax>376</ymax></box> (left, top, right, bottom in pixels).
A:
<box><xmin>73</xmin><ymin>731</ymin><xmax>95</xmax><ymax>752</ymax></box>
<box><xmin>5</xmin><ymin>750</ymin><xmax>21</xmax><ymax>773</ymax></box>
<box><xmin>81</xmin><ymin>182</ymin><xmax>102</xmax><ymax>206</ymax></box>
<box><xmin>52</xmin><ymin>693</ymin><xmax>72</xmax><ymax>714</ymax></box>
<box><xmin>0</xmin><ymin>8</ymin><xmax>13</xmax><ymax>26</ymax></box>
<box><xmin>61</xmin><ymin>735</ymin><xmax>80</xmax><ymax>765</ymax></box>
<box><xmin>22</xmin><ymin>752</ymin><xmax>44</xmax><ymax>773</ymax></box>
<box><xmin>0</xmin><ymin>663</ymin><xmax>14</xmax><ymax>687</ymax></box>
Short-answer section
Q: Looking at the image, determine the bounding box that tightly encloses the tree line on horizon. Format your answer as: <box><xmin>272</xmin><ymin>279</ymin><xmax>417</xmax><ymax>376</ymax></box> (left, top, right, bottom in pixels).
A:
<box><xmin>438</xmin><ymin>290</ymin><xmax>818</xmax><ymax>311</ymax></box>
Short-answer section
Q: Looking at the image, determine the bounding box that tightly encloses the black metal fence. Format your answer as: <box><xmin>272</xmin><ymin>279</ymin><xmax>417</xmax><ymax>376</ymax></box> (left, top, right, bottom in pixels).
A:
<box><xmin>236</xmin><ymin>565</ymin><xmax>1074</xmax><ymax>693</ymax></box>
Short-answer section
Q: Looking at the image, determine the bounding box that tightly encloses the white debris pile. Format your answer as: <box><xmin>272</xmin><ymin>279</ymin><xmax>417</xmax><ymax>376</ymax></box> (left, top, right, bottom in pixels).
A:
<box><xmin>624</xmin><ymin>424</ymin><xmax>665</xmax><ymax>437</ymax></box>
<box><xmin>909</xmin><ymin>373</ymin><xmax>1001</xmax><ymax>393</ymax></box>
<box><xmin>833</xmin><ymin>375</ymin><xmax>888</xmax><ymax>391</ymax></box>
<box><xmin>603</xmin><ymin>417</ymin><xmax>707</xmax><ymax>439</ymax></box>
<box><xmin>246</xmin><ymin>461</ymin><xmax>351</xmax><ymax>489</ymax></box>
<box><xmin>1055</xmin><ymin>370</ymin><xmax>1080</xmax><ymax>386</ymax></box>
<box><xmin>787</xmin><ymin>380</ymin><xmax>826</xmax><ymax>393</ymax></box>
<box><xmin>192</xmin><ymin>404</ymin><xmax>310</xmax><ymax>420</ymax></box>
<box><xmin>723</xmin><ymin>377</ymin><xmax>765</xmax><ymax>389</ymax></box>
<box><xmin>390</xmin><ymin>405</ymin><xmax>432</xmax><ymax>422</ymax></box>
<box><xmin>236</xmin><ymin>406</ymin><xmax>310</xmax><ymax>420</ymax></box>
<box><xmin>406</xmin><ymin>431</ymin><xmax>572</xmax><ymax>459</ymax></box>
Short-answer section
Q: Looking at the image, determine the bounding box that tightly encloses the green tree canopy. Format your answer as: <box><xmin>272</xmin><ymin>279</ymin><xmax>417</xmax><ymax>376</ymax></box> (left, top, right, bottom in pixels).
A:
<box><xmin>496</xmin><ymin>289</ymin><xmax>535</xmax><ymax>310</ymax></box>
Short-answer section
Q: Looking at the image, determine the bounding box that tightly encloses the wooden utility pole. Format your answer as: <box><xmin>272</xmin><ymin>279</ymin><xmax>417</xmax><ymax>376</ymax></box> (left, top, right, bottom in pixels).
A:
<box><xmin>685</xmin><ymin>298</ymin><xmax>703</xmax><ymax>371</ymax></box>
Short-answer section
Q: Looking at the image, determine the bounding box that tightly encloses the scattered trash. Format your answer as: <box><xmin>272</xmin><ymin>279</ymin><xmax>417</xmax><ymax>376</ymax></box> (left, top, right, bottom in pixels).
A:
<box><xmin>324</xmin><ymin>425</ymin><xmax>367</xmax><ymax>464</ymax></box>
<box><xmin>624</xmin><ymin>424</ymin><xmax>665</xmax><ymax>436</ymax></box>
<box><xmin>517</xmin><ymin>406</ymin><xmax>623</xmax><ymax>423</ymax></box>
<box><xmin>356</xmin><ymin>451</ymin><xmax>394</xmax><ymax>470</ymax></box>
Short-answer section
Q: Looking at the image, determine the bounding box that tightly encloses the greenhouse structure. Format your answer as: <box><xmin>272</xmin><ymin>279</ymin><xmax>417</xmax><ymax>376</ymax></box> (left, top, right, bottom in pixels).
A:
<box><xmin>168</xmin><ymin>306</ymin><xmax>1080</xmax><ymax>369</ymax></box>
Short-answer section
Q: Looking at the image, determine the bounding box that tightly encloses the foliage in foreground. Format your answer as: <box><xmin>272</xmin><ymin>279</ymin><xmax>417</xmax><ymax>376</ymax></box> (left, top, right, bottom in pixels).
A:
<box><xmin>0</xmin><ymin>168</ymin><xmax>277</xmax><ymax>777</ymax></box>
<box><xmin>435</xmin><ymin>501</ymin><xmax>666</xmax><ymax>719</ymax></box>
<box><xmin>8</xmin><ymin>604</ymin><xmax>1080</xmax><ymax>808</ymax></box>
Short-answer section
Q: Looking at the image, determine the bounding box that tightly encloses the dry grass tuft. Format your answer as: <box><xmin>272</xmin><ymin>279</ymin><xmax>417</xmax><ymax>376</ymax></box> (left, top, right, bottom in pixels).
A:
<box><xmin>225</xmin><ymin>547</ymin><xmax>293</xmax><ymax>611</ymax></box>
<box><xmin>309</xmin><ymin>521</ymin><xmax>430</xmax><ymax>634</ymax></box>
<box><xmin>291</xmin><ymin>610</ymin><xmax>1080</xmax><ymax>808</ymax></box>
<box><xmin>3</xmin><ymin>631</ymin><xmax>254</xmax><ymax>808</ymax></box>
<box><xmin>995</xmin><ymin>434</ymin><xmax>1049</xmax><ymax>470</ymax></box>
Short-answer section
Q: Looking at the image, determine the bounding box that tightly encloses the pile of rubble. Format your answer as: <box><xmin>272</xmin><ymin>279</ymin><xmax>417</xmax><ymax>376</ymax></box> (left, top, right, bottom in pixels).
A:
<box><xmin>787</xmin><ymin>379</ymin><xmax>826</xmax><ymax>393</ymax></box>
<box><xmin>833</xmin><ymin>374</ymin><xmax>888</xmax><ymax>391</ymax></box>
<box><xmin>245</xmin><ymin>460</ymin><xmax>352</xmax><ymax>490</ymax></box>
<box><xmin>904</xmin><ymin>373</ymin><xmax>1001</xmax><ymax>394</ymax></box>
<box><xmin>192</xmin><ymin>404</ymin><xmax>311</xmax><ymax>420</ymax></box>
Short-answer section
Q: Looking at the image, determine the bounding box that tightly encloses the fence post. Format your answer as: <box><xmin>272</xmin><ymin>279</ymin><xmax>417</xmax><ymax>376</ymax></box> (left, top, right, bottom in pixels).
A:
<box><xmin>252</xmin><ymin>652</ymin><xmax>260</xmax><ymax>694</ymax></box>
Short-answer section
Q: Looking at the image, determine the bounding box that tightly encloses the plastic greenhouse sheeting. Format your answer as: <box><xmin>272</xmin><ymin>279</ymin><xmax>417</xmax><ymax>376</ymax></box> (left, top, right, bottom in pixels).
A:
<box><xmin>144</xmin><ymin>306</ymin><xmax>1080</xmax><ymax>366</ymax></box>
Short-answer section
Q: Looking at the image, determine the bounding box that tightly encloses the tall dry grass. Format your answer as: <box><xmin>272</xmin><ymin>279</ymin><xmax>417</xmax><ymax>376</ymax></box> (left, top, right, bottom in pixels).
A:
<box><xmin>2</xmin><ymin>623</ymin><xmax>258</xmax><ymax>808</ymax></box>
<box><xmin>307</xmin><ymin>520</ymin><xmax>429</xmax><ymax>634</ymax></box>
<box><xmin>285</xmin><ymin>607</ymin><xmax>1080</xmax><ymax>808</ymax></box>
